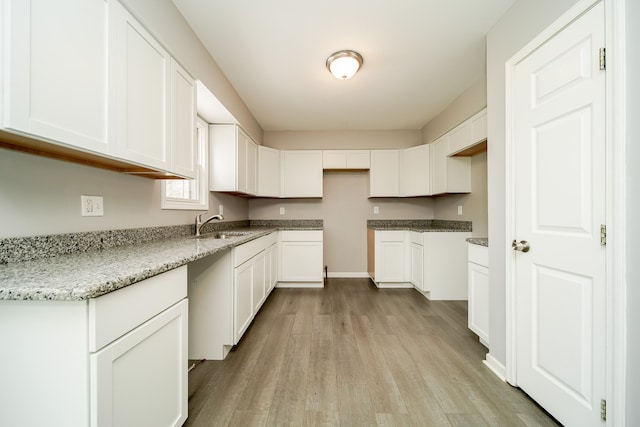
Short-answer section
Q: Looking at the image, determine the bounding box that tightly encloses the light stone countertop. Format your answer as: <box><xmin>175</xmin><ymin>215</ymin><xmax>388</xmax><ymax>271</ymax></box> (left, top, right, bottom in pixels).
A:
<box><xmin>466</xmin><ymin>237</ymin><xmax>489</xmax><ymax>247</ymax></box>
<box><xmin>367</xmin><ymin>219</ymin><xmax>472</xmax><ymax>233</ymax></box>
<box><xmin>0</xmin><ymin>228</ymin><xmax>278</xmax><ymax>301</ymax></box>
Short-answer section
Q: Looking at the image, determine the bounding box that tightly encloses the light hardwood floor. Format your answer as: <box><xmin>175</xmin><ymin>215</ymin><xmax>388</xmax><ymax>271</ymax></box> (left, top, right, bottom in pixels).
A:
<box><xmin>185</xmin><ymin>278</ymin><xmax>560</xmax><ymax>426</ymax></box>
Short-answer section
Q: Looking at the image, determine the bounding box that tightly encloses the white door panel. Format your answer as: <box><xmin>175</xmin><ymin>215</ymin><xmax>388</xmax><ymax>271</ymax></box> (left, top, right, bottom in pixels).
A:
<box><xmin>513</xmin><ymin>2</ymin><xmax>606</xmax><ymax>426</ymax></box>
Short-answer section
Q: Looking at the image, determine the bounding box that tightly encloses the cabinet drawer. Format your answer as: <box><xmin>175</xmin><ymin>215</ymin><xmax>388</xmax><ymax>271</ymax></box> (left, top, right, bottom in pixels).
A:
<box><xmin>234</xmin><ymin>235</ymin><xmax>268</xmax><ymax>267</ymax></box>
<box><xmin>88</xmin><ymin>266</ymin><xmax>187</xmax><ymax>352</ymax></box>
<box><xmin>378</xmin><ymin>230</ymin><xmax>405</xmax><ymax>242</ymax></box>
<box><xmin>280</xmin><ymin>230</ymin><xmax>323</xmax><ymax>242</ymax></box>
<box><xmin>468</xmin><ymin>243</ymin><xmax>489</xmax><ymax>267</ymax></box>
<box><xmin>409</xmin><ymin>231</ymin><xmax>423</xmax><ymax>245</ymax></box>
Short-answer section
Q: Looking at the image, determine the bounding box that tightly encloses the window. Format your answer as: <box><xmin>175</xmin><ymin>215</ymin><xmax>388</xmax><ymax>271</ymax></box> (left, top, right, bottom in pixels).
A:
<box><xmin>161</xmin><ymin>117</ymin><xmax>209</xmax><ymax>210</ymax></box>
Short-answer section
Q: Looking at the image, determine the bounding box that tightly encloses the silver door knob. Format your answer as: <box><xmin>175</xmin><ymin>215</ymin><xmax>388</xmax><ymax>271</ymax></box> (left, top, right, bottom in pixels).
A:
<box><xmin>512</xmin><ymin>240</ymin><xmax>531</xmax><ymax>253</ymax></box>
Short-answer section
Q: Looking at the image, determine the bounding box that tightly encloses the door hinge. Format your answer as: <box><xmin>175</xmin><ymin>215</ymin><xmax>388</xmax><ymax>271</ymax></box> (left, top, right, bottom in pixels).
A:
<box><xmin>599</xmin><ymin>48</ymin><xmax>606</xmax><ymax>70</ymax></box>
<box><xmin>600</xmin><ymin>224</ymin><xmax>607</xmax><ymax>246</ymax></box>
<box><xmin>601</xmin><ymin>399</ymin><xmax>607</xmax><ymax>421</ymax></box>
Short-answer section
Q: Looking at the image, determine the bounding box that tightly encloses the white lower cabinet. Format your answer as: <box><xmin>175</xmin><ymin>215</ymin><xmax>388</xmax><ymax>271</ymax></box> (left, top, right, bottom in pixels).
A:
<box><xmin>0</xmin><ymin>266</ymin><xmax>188</xmax><ymax>427</ymax></box>
<box><xmin>279</xmin><ymin>230</ymin><xmax>324</xmax><ymax>287</ymax></box>
<box><xmin>91</xmin><ymin>300</ymin><xmax>188</xmax><ymax>427</ymax></box>
<box><xmin>409</xmin><ymin>232</ymin><xmax>424</xmax><ymax>290</ymax></box>
<box><xmin>468</xmin><ymin>243</ymin><xmax>489</xmax><ymax>346</ymax></box>
<box><xmin>372</xmin><ymin>230</ymin><xmax>408</xmax><ymax>286</ymax></box>
<box><xmin>188</xmin><ymin>233</ymin><xmax>279</xmax><ymax>358</ymax></box>
<box><xmin>234</xmin><ymin>257</ymin><xmax>255</xmax><ymax>343</ymax></box>
<box><xmin>371</xmin><ymin>229</ymin><xmax>471</xmax><ymax>298</ymax></box>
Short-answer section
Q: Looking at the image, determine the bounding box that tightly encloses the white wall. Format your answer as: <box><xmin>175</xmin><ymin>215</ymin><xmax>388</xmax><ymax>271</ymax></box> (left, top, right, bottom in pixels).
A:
<box><xmin>486</xmin><ymin>0</ymin><xmax>581</xmax><ymax>365</ymax></box>
<box><xmin>421</xmin><ymin>77</ymin><xmax>488</xmax><ymax>237</ymax></box>
<box><xmin>625</xmin><ymin>0</ymin><xmax>640</xmax><ymax>421</ymax></box>
<box><xmin>263</xmin><ymin>130</ymin><xmax>422</xmax><ymax>150</ymax></box>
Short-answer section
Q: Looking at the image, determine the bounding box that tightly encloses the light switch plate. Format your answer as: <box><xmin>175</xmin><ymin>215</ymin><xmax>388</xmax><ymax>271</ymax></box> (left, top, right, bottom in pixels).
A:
<box><xmin>373</xmin><ymin>206</ymin><xmax>379</xmax><ymax>214</ymax></box>
<box><xmin>81</xmin><ymin>195</ymin><xmax>104</xmax><ymax>216</ymax></box>
<box><xmin>280</xmin><ymin>207</ymin><xmax>285</xmax><ymax>215</ymax></box>
<box><xmin>457</xmin><ymin>205</ymin><xmax>463</xmax><ymax>215</ymax></box>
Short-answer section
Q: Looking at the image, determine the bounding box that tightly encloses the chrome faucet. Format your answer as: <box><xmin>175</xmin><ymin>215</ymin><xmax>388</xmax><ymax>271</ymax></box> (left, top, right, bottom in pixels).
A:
<box><xmin>195</xmin><ymin>213</ymin><xmax>224</xmax><ymax>237</ymax></box>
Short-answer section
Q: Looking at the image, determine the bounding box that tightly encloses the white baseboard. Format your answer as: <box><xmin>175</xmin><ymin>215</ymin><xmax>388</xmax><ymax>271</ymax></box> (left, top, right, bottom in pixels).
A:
<box><xmin>483</xmin><ymin>353</ymin><xmax>507</xmax><ymax>382</ymax></box>
<box><xmin>374</xmin><ymin>282</ymin><xmax>413</xmax><ymax>289</ymax></box>
<box><xmin>326</xmin><ymin>272</ymin><xmax>371</xmax><ymax>278</ymax></box>
<box><xmin>275</xmin><ymin>282</ymin><xmax>324</xmax><ymax>289</ymax></box>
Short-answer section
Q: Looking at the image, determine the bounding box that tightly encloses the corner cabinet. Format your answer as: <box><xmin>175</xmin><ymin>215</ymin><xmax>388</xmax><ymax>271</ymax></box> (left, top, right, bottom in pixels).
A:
<box><xmin>280</xmin><ymin>150</ymin><xmax>323</xmax><ymax>197</ymax></box>
<box><xmin>209</xmin><ymin>124</ymin><xmax>258</xmax><ymax>196</ymax></box>
<box><xmin>369</xmin><ymin>150</ymin><xmax>400</xmax><ymax>197</ymax></box>
<box><xmin>257</xmin><ymin>145</ymin><xmax>281</xmax><ymax>197</ymax></box>
<box><xmin>0</xmin><ymin>266</ymin><xmax>188</xmax><ymax>427</ymax></box>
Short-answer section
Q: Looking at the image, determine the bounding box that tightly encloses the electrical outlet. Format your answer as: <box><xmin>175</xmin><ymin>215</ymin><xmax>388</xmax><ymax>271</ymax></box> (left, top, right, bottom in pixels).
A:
<box><xmin>279</xmin><ymin>207</ymin><xmax>285</xmax><ymax>215</ymax></box>
<box><xmin>457</xmin><ymin>205</ymin><xmax>463</xmax><ymax>215</ymax></box>
<box><xmin>373</xmin><ymin>206</ymin><xmax>379</xmax><ymax>214</ymax></box>
<box><xmin>219</xmin><ymin>204</ymin><xmax>224</xmax><ymax>216</ymax></box>
<box><xmin>81</xmin><ymin>195</ymin><xmax>104</xmax><ymax>217</ymax></box>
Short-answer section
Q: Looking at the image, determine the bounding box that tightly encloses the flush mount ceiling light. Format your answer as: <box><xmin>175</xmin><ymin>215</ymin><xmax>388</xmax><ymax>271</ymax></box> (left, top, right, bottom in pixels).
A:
<box><xmin>326</xmin><ymin>50</ymin><xmax>363</xmax><ymax>80</ymax></box>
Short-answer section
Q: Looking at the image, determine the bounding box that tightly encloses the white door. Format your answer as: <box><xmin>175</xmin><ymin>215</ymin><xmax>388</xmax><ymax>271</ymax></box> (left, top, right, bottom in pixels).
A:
<box><xmin>513</xmin><ymin>2</ymin><xmax>606</xmax><ymax>426</ymax></box>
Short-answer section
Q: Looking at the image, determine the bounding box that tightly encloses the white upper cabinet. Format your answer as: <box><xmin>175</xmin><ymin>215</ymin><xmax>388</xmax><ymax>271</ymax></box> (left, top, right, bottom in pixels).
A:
<box><xmin>322</xmin><ymin>150</ymin><xmax>370</xmax><ymax>169</ymax></box>
<box><xmin>369</xmin><ymin>149</ymin><xmax>400</xmax><ymax>197</ymax></box>
<box><xmin>0</xmin><ymin>0</ymin><xmax>196</xmax><ymax>178</ymax></box>
<box><xmin>257</xmin><ymin>145</ymin><xmax>281</xmax><ymax>197</ymax></box>
<box><xmin>209</xmin><ymin>124</ymin><xmax>258</xmax><ymax>196</ymax></box>
<box><xmin>111</xmin><ymin>1</ymin><xmax>171</xmax><ymax>172</ymax></box>
<box><xmin>280</xmin><ymin>150</ymin><xmax>323</xmax><ymax>198</ymax></box>
<box><xmin>400</xmin><ymin>144</ymin><xmax>430</xmax><ymax>197</ymax></box>
<box><xmin>447</xmin><ymin>108</ymin><xmax>487</xmax><ymax>156</ymax></box>
<box><xmin>1</xmin><ymin>0</ymin><xmax>111</xmax><ymax>154</ymax></box>
<box><xmin>431</xmin><ymin>135</ymin><xmax>471</xmax><ymax>195</ymax></box>
<box><xmin>170</xmin><ymin>59</ymin><xmax>197</xmax><ymax>179</ymax></box>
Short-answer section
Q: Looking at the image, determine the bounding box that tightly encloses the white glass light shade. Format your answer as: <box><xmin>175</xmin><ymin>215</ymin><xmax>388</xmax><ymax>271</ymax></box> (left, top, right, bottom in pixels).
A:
<box><xmin>326</xmin><ymin>50</ymin><xmax>363</xmax><ymax>80</ymax></box>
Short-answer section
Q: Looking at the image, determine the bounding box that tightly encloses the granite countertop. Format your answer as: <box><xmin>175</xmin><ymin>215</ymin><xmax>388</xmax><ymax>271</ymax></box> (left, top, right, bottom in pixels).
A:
<box><xmin>367</xmin><ymin>219</ymin><xmax>472</xmax><ymax>232</ymax></box>
<box><xmin>0</xmin><ymin>220</ymin><xmax>322</xmax><ymax>302</ymax></box>
<box><xmin>466</xmin><ymin>237</ymin><xmax>489</xmax><ymax>247</ymax></box>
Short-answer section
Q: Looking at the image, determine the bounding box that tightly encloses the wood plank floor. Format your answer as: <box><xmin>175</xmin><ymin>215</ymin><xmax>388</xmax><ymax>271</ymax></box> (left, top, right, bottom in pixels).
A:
<box><xmin>185</xmin><ymin>278</ymin><xmax>560</xmax><ymax>426</ymax></box>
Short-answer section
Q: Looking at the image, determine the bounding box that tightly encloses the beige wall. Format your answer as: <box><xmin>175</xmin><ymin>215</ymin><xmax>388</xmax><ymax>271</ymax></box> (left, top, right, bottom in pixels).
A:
<box><xmin>432</xmin><ymin>152</ymin><xmax>488</xmax><ymax>237</ymax></box>
<box><xmin>249</xmin><ymin>172</ymin><xmax>434</xmax><ymax>275</ymax></box>
<box><xmin>253</xmin><ymin>129</ymin><xmax>432</xmax><ymax>275</ymax></box>
<box><xmin>0</xmin><ymin>0</ymin><xmax>260</xmax><ymax>238</ymax></box>
<box><xmin>264</xmin><ymin>130</ymin><xmax>422</xmax><ymax>150</ymax></box>
<box><xmin>121</xmin><ymin>0</ymin><xmax>263</xmax><ymax>143</ymax></box>
<box><xmin>486</xmin><ymin>0</ymin><xmax>581</xmax><ymax>365</ymax></box>
<box><xmin>0</xmin><ymin>149</ymin><xmax>248</xmax><ymax>238</ymax></box>
<box><xmin>421</xmin><ymin>76</ymin><xmax>487</xmax><ymax>144</ymax></box>
<box><xmin>421</xmin><ymin>76</ymin><xmax>488</xmax><ymax>238</ymax></box>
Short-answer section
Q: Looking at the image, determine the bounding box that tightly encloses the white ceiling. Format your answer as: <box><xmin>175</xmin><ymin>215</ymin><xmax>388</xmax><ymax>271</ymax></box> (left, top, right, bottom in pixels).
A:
<box><xmin>172</xmin><ymin>0</ymin><xmax>516</xmax><ymax>131</ymax></box>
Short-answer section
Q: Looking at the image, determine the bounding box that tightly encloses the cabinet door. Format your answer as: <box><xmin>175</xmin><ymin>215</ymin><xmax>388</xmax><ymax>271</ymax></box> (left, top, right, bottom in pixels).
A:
<box><xmin>401</xmin><ymin>145</ymin><xmax>430</xmax><ymax>196</ymax></box>
<box><xmin>280</xmin><ymin>241</ymin><xmax>323</xmax><ymax>282</ymax></box>
<box><xmin>447</xmin><ymin>121</ymin><xmax>472</xmax><ymax>156</ymax></box>
<box><xmin>2</xmin><ymin>0</ymin><xmax>110</xmax><ymax>154</ymax></box>
<box><xmin>233</xmin><ymin>261</ymin><xmax>253</xmax><ymax>344</ymax></box>
<box><xmin>374</xmin><ymin>230</ymin><xmax>406</xmax><ymax>282</ymax></box>
<box><xmin>91</xmin><ymin>300</ymin><xmax>188</xmax><ymax>427</ymax></box>
<box><xmin>410</xmin><ymin>242</ymin><xmax>424</xmax><ymax>291</ymax></box>
<box><xmin>170</xmin><ymin>59</ymin><xmax>196</xmax><ymax>179</ymax></box>
<box><xmin>258</xmin><ymin>145</ymin><xmax>281</xmax><ymax>197</ymax></box>
<box><xmin>430</xmin><ymin>136</ymin><xmax>448</xmax><ymax>195</ymax></box>
<box><xmin>468</xmin><ymin>262</ymin><xmax>489</xmax><ymax>344</ymax></box>
<box><xmin>112</xmin><ymin>1</ymin><xmax>171</xmax><ymax>171</ymax></box>
<box><xmin>347</xmin><ymin>150</ymin><xmax>371</xmax><ymax>169</ymax></box>
<box><xmin>322</xmin><ymin>150</ymin><xmax>347</xmax><ymax>169</ymax></box>
<box><xmin>281</xmin><ymin>150</ymin><xmax>323</xmax><ymax>197</ymax></box>
<box><xmin>236</xmin><ymin>127</ymin><xmax>257</xmax><ymax>194</ymax></box>
<box><xmin>370</xmin><ymin>150</ymin><xmax>400</xmax><ymax>197</ymax></box>
<box><xmin>269</xmin><ymin>243</ymin><xmax>279</xmax><ymax>291</ymax></box>
<box><xmin>252</xmin><ymin>253</ymin><xmax>266</xmax><ymax>312</ymax></box>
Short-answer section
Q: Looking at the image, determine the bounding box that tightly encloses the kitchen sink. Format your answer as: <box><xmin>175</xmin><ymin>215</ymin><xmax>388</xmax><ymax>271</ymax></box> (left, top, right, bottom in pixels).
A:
<box><xmin>192</xmin><ymin>231</ymin><xmax>252</xmax><ymax>240</ymax></box>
